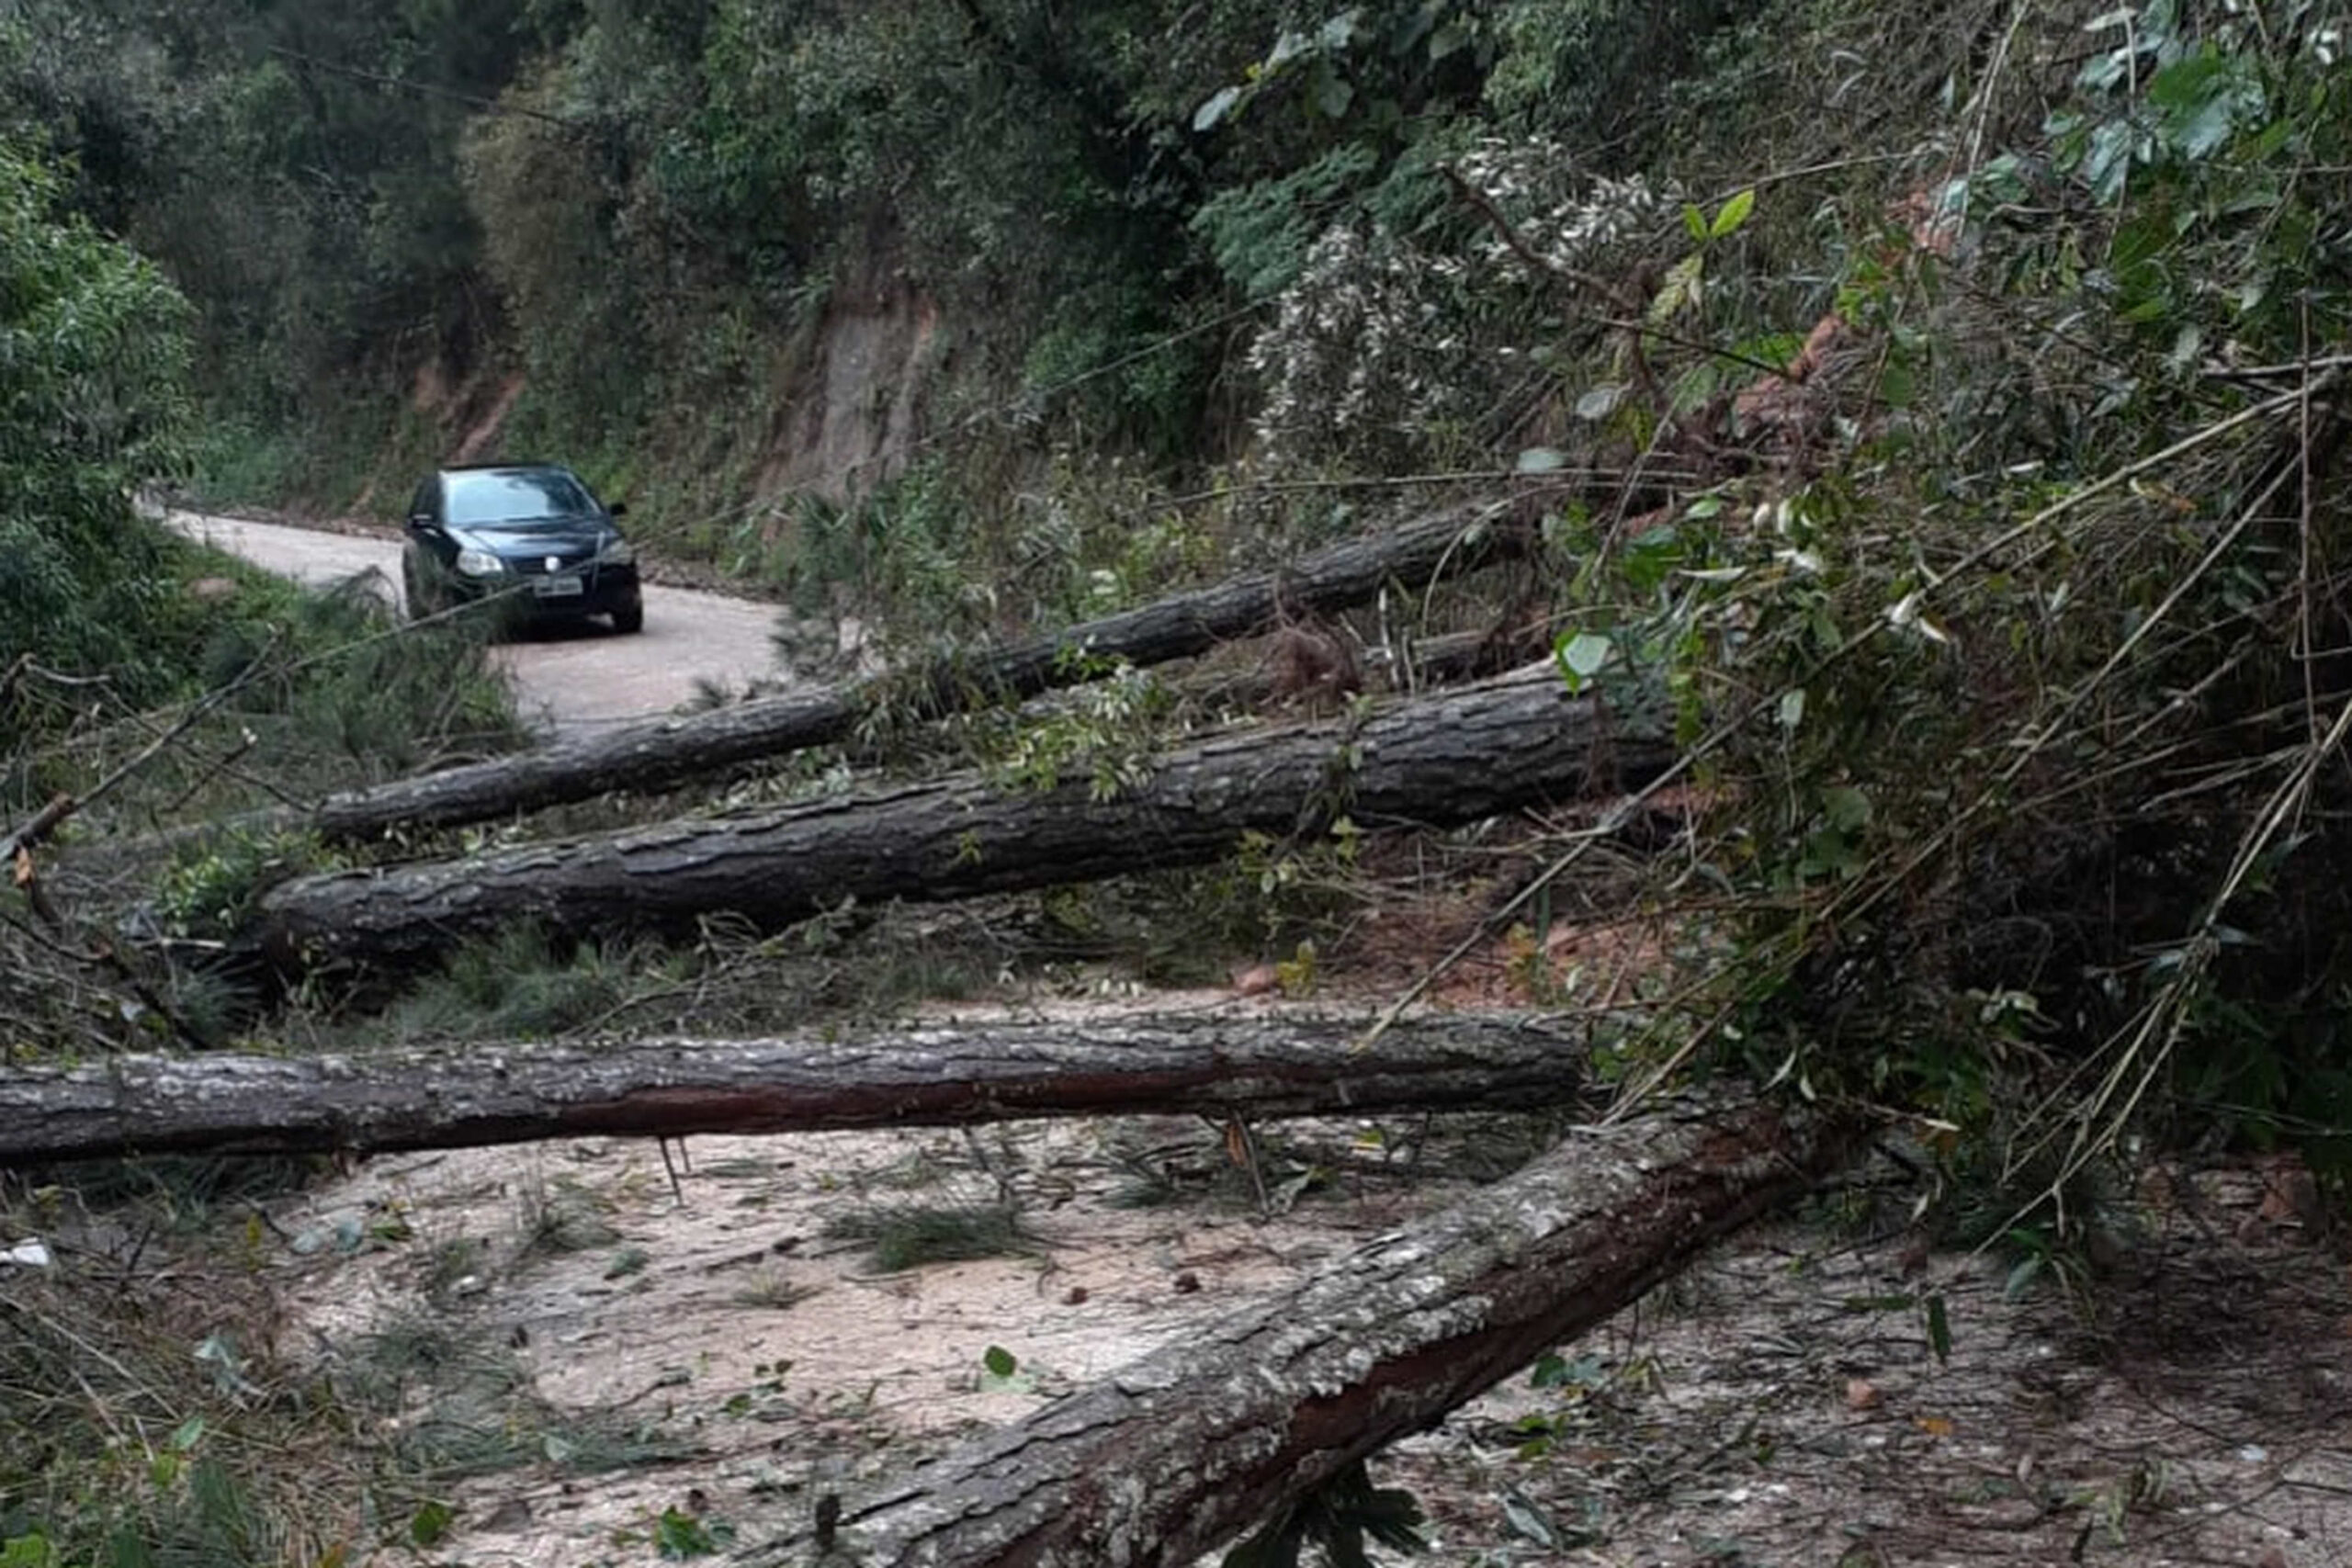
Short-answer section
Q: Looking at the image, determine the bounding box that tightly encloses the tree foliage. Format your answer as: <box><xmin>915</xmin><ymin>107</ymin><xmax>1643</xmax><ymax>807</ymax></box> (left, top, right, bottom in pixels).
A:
<box><xmin>1509</xmin><ymin>0</ymin><xmax>2352</xmax><ymax>1210</ymax></box>
<box><xmin>0</xmin><ymin>0</ymin><xmax>1773</xmax><ymax>502</ymax></box>
<box><xmin>0</xmin><ymin>135</ymin><xmax>196</xmax><ymax>713</ymax></box>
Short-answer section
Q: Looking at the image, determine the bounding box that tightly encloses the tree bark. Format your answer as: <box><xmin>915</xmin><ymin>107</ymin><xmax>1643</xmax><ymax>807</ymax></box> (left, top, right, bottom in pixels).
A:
<box><xmin>249</xmin><ymin>669</ymin><xmax>1671</xmax><ymax>977</ymax></box>
<box><xmin>737</xmin><ymin>1095</ymin><xmax>1861</xmax><ymax>1568</ymax></box>
<box><xmin>0</xmin><ymin>1013</ymin><xmax>1591</xmax><ymax>1165</ymax></box>
<box><xmin>301</xmin><ymin>504</ymin><xmax>1535</xmax><ymax>843</ymax></box>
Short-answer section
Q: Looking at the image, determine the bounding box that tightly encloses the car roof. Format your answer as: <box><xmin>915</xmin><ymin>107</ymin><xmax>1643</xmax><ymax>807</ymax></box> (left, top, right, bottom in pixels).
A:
<box><xmin>441</xmin><ymin>461</ymin><xmax>574</xmax><ymax>479</ymax></box>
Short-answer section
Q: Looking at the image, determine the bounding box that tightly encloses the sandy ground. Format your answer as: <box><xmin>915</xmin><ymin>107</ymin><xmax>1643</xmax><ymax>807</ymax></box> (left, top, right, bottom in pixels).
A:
<box><xmin>261</xmin><ymin>1090</ymin><xmax>2352</xmax><ymax>1568</ymax></box>
<box><xmin>271</xmin><ymin>1110</ymin><xmax>1474</xmax><ymax>1566</ymax></box>
<box><xmin>169</xmin><ymin>512</ymin><xmax>791</xmax><ymax>734</ymax></box>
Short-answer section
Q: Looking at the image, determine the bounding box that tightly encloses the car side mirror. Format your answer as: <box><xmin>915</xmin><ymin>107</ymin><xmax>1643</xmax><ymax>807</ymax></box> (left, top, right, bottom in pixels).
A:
<box><xmin>608</xmin><ymin>501</ymin><xmax>628</xmax><ymax>518</ymax></box>
<box><xmin>405</xmin><ymin>513</ymin><xmax>433</xmax><ymax>532</ymax></box>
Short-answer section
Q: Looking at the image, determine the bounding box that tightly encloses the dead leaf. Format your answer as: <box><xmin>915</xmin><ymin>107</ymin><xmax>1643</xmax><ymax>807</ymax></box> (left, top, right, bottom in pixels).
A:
<box><xmin>1844</xmin><ymin>1377</ymin><xmax>1882</xmax><ymax>1411</ymax></box>
<box><xmin>2258</xmin><ymin>1157</ymin><xmax>2327</xmax><ymax>1236</ymax></box>
<box><xmin>1231</xmin><ymin>964</ymin><xmax>1281</xmax><ymax>997</ymax></box>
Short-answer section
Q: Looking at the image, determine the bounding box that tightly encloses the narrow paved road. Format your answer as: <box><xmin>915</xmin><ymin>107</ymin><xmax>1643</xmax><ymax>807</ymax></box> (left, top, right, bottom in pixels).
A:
<box><xmin>173</xmin><ymin>513</ymin><xmax>790</xmax><ymax>734</ymax></box>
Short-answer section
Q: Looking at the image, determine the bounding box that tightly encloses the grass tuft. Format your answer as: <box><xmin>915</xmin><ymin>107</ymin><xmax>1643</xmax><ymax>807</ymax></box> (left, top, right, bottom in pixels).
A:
<box><xmin>820</xmin><ymin>1203</ymin><xmax>1035</xmax><ymax>1272</ymax></box>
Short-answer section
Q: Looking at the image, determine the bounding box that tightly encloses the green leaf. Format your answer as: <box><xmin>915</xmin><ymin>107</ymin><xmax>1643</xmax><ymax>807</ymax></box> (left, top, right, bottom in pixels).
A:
<box><xmin>409</xmin><ymin>1501</ymin><xmax>456</xmax><ymax>1549</ymax></box>
<box><xmin>1802</xmin><ymin>827</ymin><xmax>1862</xmax><ymax>880</ymax></box>
<box><xmin>1554</xmin><ymin>632</ymin><xmax>1612</xmax><ymax>693</ymax></box>
<box><xmin>1572</xmin><ymin>384</ymin><xmax>1624</xmax><ymax>422</ymax></box>
<box><xmin>1621</xmin><ymin>525</ymin><xmax>1684</xmax><ymax>594</ymax></box>
<box><xmin>1648</xmin><ymin>254</ymin><xmax>1704</xmax><ymax>324</ymax></box>
<box><xmin>2076</xmin><ymin>45</ymin><xmax>2129</xmax><ymax>94</ymax></box>
<box><xmin>2146</xmin><ymin>48</ymin><xmax>2263</xmax><ymax>160</ymax></box>
<box><xmin>1499</xmin><ymin>1485</ymin><xmax>1560</xmax><ymax>1548</ymax></box>
<box><xmin>656</xmin><ymin>1508</ymin><xmax>718</xmax><ymax>1559</ymax></box>
<box><xmin>1925</xmin><ymin>1293</ymin><xmax>1951</xmax><ymax>1363</ymax></box>
<box><xmin>1822</xmin><ymin>785</ymin><xmax>1871</xmax><ymax>832</ymax></box>
<box><xmin>2083</xmin><ymin>118</ymin><xmax>2140</xmax><ymax>204</ymax></box>
<box><xmin>1682</xmin><ymin>202</ymin><xmax>1707</xmax><ymax>243</ymax></box>
<box><xmin>1193</xmin><ymin>85</ymin><xmax>1244</xmax><ymax>131</ymax></box>
<box><xmin>982</xmin><ymin>1345</ymin><xmax>1018</xmax><ymax>1379</ymax></box>
<box><xmin>1313</xmin><ymin>69</ymin><xmax>1355</xmax><ymax>119</ymax></box>
<box><xmin>1708</xmin><ymin>187</ymin><xmax>1756</xmax><ymax>239</ymax></box>
<box><xmin>1530</xmin><ymin>1351</ymin><xmax>1600</xmax><ymax>1389</ymax></box>
<box><xmin>1317</xmin><ymin>10</ymin><xmax>1363</xmax><ymax>51</ymax></box>
<box><xmin>0</xmin><ymin>1535</ymin><xmax>54</xmax><ymax>1568</ymax></box>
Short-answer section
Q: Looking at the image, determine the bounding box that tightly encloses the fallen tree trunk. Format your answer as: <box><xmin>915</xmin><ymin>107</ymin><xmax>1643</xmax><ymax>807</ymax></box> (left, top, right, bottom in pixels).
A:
<box><xmin>737</xmin><ymin>1095</ymin><xmax>1861</xmax><ymax>1568</ymax></box>
<box><xmin>302</xmin><ymin>504</ymin><xmax>1533</xmax><ymax>844</ymax></box>
<box><xmin>0</xmin><ymin>1013</ymin><xmax>1590</xmax><ymax>1165</ymax></box>
<box><xmin>250</xmin><ymin>668</ymin><xmax>1672</xmax><ymax>976</ymax></box>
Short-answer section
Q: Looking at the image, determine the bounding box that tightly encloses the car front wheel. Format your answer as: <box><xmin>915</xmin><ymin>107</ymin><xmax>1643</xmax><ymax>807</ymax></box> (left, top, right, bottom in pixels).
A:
<box><xmin>610</xmin><ymin>598</ymin><xmax>644</xmax><ymax>634</ymax></box>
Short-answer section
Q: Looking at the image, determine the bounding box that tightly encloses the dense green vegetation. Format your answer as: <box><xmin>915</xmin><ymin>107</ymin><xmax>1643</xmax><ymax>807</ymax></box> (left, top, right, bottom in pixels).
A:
<box><xmin>0</xmin><ymin>136</ymin><xmax>193</xmax><ymax>711</ymax></box>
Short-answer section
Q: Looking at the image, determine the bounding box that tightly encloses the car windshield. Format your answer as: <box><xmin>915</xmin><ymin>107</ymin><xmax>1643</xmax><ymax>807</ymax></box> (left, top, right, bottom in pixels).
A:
<box><xmin>446</xmin><ymin>469</ymin><xmax>598</xmax><ymax>527</ymax></box>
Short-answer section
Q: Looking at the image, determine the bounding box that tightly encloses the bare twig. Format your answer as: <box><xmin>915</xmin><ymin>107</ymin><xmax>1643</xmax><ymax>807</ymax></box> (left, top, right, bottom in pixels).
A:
<box><xmin>0</xmin><ymin>632</ymin><xmax>281</xmax><ymax>866</ymax></box>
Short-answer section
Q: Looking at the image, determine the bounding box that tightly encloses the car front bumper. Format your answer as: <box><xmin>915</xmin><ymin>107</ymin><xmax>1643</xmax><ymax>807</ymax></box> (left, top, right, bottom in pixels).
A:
<box><xmin>454</xmin><ymin>559</ymin><xmax>641</xmax><ymax>619</ymax></box>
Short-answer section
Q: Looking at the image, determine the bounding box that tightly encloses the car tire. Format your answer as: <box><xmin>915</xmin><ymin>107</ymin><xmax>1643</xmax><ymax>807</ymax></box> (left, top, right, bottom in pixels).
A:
<box><xmin>610</xmin><ymin>599</ymin><xmax>645</xmax><ymax>635</ymax></box>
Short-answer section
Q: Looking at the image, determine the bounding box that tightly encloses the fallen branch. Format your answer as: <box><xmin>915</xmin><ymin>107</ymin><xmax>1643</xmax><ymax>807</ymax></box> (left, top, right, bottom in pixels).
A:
<box><xmin>735</xmin><ymin>1093</ymin><xmax>1860</xmax><ymax>1567</ymax></box>
<box><xmin>246</xmin><ymin>668</ymin><xmax>1673</xmax><ymax>977</ymax></box>
<box><xmin>295</xmin><ymin>503</ymin><xmax>1536</xmax><ymax>843</ymax></box>
<box><xmin>0</xmin><ymin>1012</ymin><xmax>1593</xmax><ymax>1165</ymax></box>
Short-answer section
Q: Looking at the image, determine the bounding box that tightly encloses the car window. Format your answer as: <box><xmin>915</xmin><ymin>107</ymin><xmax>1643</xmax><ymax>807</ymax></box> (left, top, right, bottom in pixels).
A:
<box><xmin>444</xmin><ymin>469</ymin><xmax>598</xmax><ymax>527</ymax></box>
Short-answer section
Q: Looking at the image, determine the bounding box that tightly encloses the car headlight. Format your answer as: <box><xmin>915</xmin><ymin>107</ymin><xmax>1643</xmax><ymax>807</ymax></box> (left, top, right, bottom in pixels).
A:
<box><xmin>601</xmin><ymin>537</ymin><xmax>636</xmax><ymax>566</ymax></box>
<box><xmin>455</xmin><ymin>547</ymin><xmax>504</xmax><ymax>577</ymax></box>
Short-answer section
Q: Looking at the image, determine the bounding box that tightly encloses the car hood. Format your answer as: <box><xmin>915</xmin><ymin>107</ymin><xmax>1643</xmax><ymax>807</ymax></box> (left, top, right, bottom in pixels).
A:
<box><xmin>455</xmin><ymin>519</ymin><xmax>619</xmax><ymax>556</ymax></box>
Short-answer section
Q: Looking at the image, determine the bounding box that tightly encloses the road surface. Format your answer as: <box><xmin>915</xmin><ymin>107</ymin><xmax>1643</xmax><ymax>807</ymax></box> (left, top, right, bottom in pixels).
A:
<box><xmin>173</xmin><ymin>512</ymin><xmax>790</xmax><ymax>734</ymax></box>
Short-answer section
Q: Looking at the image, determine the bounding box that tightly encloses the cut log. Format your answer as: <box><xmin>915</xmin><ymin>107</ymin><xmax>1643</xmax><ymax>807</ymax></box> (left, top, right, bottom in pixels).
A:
<box><xmin>249</xmin><ymin>668</ymin><xmax>1671</xmax><ymax>977</ymax></box>
<box><xmin>0</xmin><ymin>1012</ymin><xmax>1590</xmax><ymax>1165</ymax></box>
<box><xmin>302</xmin><ymin>504</ymin><xmax>1535</xmax><ymax>843</ymax></box>
<box><xmin>735</xmin><ymin>1095</ymin><xmax>1861</xmax><ymax>1567</ymax></box>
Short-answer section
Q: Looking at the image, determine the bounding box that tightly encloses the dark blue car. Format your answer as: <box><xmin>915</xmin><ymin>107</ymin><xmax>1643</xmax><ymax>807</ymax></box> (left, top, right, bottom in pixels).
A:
<box><xmin>401</xmin><ymin>463</ymin><xmax>644</xmax><ymax>634</ymax></box>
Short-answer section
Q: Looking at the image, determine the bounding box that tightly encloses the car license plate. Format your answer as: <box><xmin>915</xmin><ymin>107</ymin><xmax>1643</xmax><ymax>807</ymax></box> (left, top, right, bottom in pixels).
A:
<box><xmin>535</xmin><ymin>573</ymin><xmax>585</xmax><ymax>599</ymax></box>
